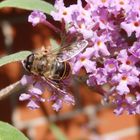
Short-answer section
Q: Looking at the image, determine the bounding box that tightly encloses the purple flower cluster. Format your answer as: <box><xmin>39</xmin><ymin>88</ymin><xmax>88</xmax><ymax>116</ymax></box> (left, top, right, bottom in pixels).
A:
<box><xmin>50</xmin><ymin>0</ymin><xmax>140</xmax><ymax>115</ymax></box>
<box><xmin>22</xmin><ymin>0</ymin><xmax>140</xmax><ymax>114</ymax></box>
<box><xmin>19</xmin><ymin>75</ymin><xmax>75</xmax><ymax>111</ymax></box>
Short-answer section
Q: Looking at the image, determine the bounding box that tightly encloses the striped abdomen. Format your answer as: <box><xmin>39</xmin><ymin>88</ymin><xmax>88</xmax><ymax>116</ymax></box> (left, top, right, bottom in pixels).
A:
<box><xmin>44</xmin><ymin>60</ymin><xmax>71</xmax><ymax>81</ymax></box>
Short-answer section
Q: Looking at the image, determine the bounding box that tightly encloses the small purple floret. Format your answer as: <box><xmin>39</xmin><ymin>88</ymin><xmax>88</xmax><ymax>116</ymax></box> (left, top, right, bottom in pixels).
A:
<box><xmin>19</xmin><ymin>75</ymin><xmax>75</xmax><ymax>111</ymax></box>
<box><xmin>28</xmin><ymin>10</ymin><xmax>46</xmax><ymax>26</ymax></box>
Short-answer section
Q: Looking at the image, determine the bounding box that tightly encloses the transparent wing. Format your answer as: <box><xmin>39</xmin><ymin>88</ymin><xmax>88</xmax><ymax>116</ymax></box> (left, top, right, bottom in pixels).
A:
<box><xmin>56</xmin><ymin>40</ymin><xmax>88</xmax><ymax>62</ymax></box>
<box><xmin>36</xmin><ymin>40</ymin><xmax>88</xmax><ymax>62</ymax></box>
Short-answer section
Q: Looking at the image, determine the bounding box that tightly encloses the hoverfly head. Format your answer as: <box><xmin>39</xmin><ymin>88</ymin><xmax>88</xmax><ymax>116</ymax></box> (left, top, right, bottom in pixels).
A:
<box><xmin>23</xmin><ymin>53</ymin><xmax>34</xmax><ymax>73</ymax></box>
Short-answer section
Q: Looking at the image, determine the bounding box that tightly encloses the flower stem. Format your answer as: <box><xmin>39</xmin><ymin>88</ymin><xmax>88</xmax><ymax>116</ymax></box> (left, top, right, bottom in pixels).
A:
<box><xmin>44</xmin><ymin>20</ymin><xmax>61</xmax><ymax>34</ymax></box>
<box><xmin>0</xmin><ymin>81</ymin><xmax>26</xmax><ymax>100</ymax></box>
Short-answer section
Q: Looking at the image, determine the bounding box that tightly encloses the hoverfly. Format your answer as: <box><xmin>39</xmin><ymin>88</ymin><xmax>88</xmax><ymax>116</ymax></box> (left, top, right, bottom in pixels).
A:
<box><xmin>23</xmin><ymin>40</ymin><xmax>88</xmax><ymax>90</ymax></box>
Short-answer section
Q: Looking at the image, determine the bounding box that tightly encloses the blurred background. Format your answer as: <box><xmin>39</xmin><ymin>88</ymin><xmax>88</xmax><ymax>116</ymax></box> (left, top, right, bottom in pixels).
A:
<box><xmin>0</xmin><ymin>0</ymin><xmax>140</xmax><ymax>140</ymax></box>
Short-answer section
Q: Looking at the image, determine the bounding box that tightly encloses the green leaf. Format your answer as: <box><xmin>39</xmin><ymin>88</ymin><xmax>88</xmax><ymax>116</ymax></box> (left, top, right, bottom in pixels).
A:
<box><xmin>50</xmin><ymin>38</ymin><xmax>60</xmax><ymax>50</ymax></box>
<box><xmin>0</xmin><ymin>0</ymin><xmax>55</xmax><ymax>15</ymax></box>
<box><xmin>0</xmin><ymin>51</ymin><xmax>32</xmax><ymax>67</ymax></box>
<box><xmin>50</xmin><ymin>124</ymin><xmax>67</xmax><ymax>140</ymax></box>
<box><xmin>0</xmin><ymin>121</ymin><xmax>29</xmax><ymax>140</ymax></box>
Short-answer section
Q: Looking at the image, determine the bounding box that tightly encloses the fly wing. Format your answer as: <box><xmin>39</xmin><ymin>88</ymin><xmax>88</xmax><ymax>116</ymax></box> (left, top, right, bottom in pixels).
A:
<box><xmin>37</xmin><ymin>40</ymin><xmax>88</xmax><ymax>62</ymax></box>
<box><xmin>56</xmin><ymin>40</ymin><xmax>88</xmax><ymax>62</ymax></box>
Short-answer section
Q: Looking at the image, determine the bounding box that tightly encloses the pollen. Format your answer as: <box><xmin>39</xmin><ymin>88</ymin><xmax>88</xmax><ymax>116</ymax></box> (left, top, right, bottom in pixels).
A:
<box><xmin>101</xmin><ymin>0</ymin><xmax>107</xmax><ymax>3</ymax></box>
<box><xmin>79</xmin><ymin>23</ymin><xmax>85</xmax><ymax>29</ymax></box>
<box><xmin>134</xmin><ymin>21</ymin><xmax>139</xmax><ymax>27</ymax></box>
<box><xmin>121</xmin><ymin>102</ymin><xmax>127</xmax><ymax>108</ymax></box>
<box><xmin>80</xmin><ymin>57</ymin><xmax>86</xmax><ymax>62</ymax></box>
<box><xmin>126</xmin><ymin>60</ymin><xmax>131</xmax><ymax>65</ymax></box>
<box><xmin>63</xmin><ymin>11</ymin><xmax>67</xmax><ymax>15</ymax></box>
<box><xmin>122</xmin><ymin>76</ymin><xmax>127</xmax><ymax>81</ymax></box>
<box><xmin>109</xmin><ymin>64</ymin><xmax>114</xmax><ymax>68</ymax></box>
<box><xmin>119</xmin><ymin>1</ymin><xmax>124</xmax><ymax>5</ymax></box>
<box><xmin>97</xmin><ymin>41</ymin><xmax>102</xmax><ymax>47</ymax></box>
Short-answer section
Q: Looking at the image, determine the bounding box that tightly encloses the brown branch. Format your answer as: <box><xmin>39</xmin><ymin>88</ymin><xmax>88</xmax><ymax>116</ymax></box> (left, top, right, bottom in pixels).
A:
<box><xmin>0</xmin><ymin>80</ymin><xmax>25</xmax><ymax>100</ymax></box>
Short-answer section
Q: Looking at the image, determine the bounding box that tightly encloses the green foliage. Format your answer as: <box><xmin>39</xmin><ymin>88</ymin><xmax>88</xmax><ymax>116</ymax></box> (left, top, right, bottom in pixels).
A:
<box><xmin>0</xmin><ymin>0</ymin><xmax>56</xmax><ymax>67</ymax></box>
<box><xmin>0</xmin><ymin>121</ymin><xmax>28</xmax><ymax>140</ymax></box>
<box><xmin>50</xmin><ymin>38</ymin><xmax>60</xmax><ymax>50</ymax></box>
<box><xmin>0</xmin><ymin>51</ymin><xmax>31</xmax><ymax>67</ymax></box>
<box><xmin>50</xmin><ymin>124</ymin><xmax>68</xmax><ymax>140</ymax></box>
<box><xmin>0</xmin><ymin>0</ymin><xmax>55</xmax><ymax>15</ymax></box>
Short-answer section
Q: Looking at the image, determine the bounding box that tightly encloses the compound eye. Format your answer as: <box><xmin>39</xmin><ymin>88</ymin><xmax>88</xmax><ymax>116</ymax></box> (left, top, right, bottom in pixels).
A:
<box><xmin>23</xmin><ymin>53</ymin><xmax>34</xmax><ymax>72</ymax></box>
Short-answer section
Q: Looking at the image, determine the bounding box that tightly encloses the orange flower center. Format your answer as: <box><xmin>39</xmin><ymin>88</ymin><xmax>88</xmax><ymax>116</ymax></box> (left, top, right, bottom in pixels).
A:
<box><xmin>122</xmin><ymin>76</ymin><xmax>127</xmax><ymax>81</ymax></box>
<box><xmin>97</xmin><ymin>41</ymin><xmax>102</xmax><ymax>47</ymax></box>
<box><xmin>101</xmin><ymin>0</ymin><xmax>107</xmax><ymax>3</ymax></box>
<box><xmin>134</xmin><ymin>22</ymin><xmax>139</xmax><ymax>27</ymax></box>
<box><xmin>80</xmin><ymin>57</ymin><xmax>86</xmax><ymax>62</ymax></box>
<box><xmin>109</xmin><ymin>64</ymin><xmax>114</xmax><ymax>68</ymax></box>
<box><xmin>126</xmin><ymin>60</ymin><xmax>131</xmax><ymax>65</ymax></box>
<box><xmin>63</xmin><ymin>11</ymin><xmax>67</xmax><ymax>15</ymax></box>
<box><xmin>119</xmin><ymin>1</ymin><xmax>124</xmax><ymax>5</ymax></box>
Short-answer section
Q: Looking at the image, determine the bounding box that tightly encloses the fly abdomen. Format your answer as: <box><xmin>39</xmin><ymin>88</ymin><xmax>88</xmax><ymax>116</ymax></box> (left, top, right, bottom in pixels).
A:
<box><xmin>50</xmin><ymin>61</ymin><xmax>71</xmax><ymax>80</ymax></box>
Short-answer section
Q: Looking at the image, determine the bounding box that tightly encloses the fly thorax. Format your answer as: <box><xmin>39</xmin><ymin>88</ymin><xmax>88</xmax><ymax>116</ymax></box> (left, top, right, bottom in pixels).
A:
<box><xmin>35</xmin><ymin>56</ymin><xmax>48</xmax><ymax>75</ymax></box>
